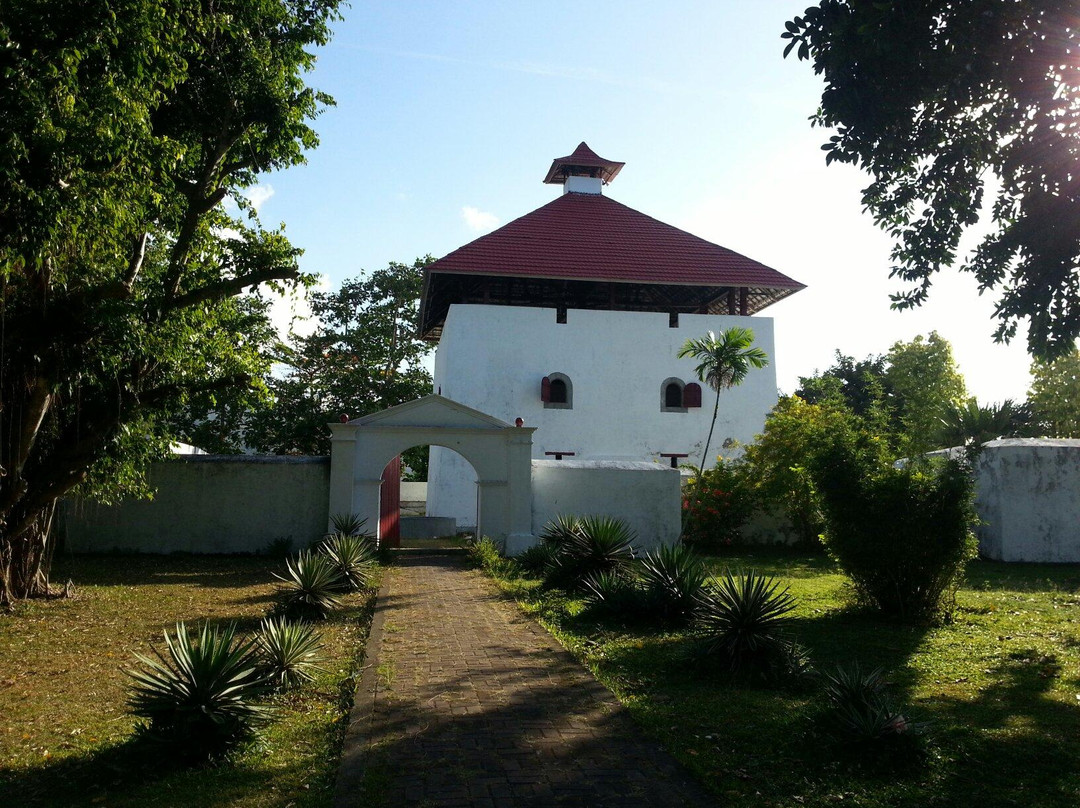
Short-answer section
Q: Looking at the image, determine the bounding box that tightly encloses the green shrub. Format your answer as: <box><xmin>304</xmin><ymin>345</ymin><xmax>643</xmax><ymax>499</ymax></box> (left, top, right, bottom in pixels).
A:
<box><xmin>741</xmin><ymin>395</ymin><xmax>871</xmax><ymax>545</ymax></box>
<box><xmin>639</xmin><ymin>543</ymin><xmax>707</xmax><ymax>623</ymax></box>
<box><xmin>682</xmin><ymin>459</ymin><xmax>758</xmax><ymax>548</ymax></box>
<box><xmin>274</xmin><ymin>551</ymin><xmax>345</xmax><ymax>620</ymax></box>
<box><xmin>819</xmin><ymin>663</ymin><xmax>923</xmax><ymax>743</ymax></box>
<box><xmin>466</xmin><ymin>536</ymin><xmax>515</xmax><ymax>577</ymax></box>
<box><xmin>318</xmin><ymin>532</ymin><xmax>376</xmax><ymax>592</ymax></box>
<box><xmin>544</xmin><ymin>515</ymin><xmax>636</xmax><ymax>590</ymax></box>
<box><xmin>255</xmin><ymin>615</ymin><xmax>325</xmax><ymax>689</ymax></box>
<box><xmin>695</xmin><ymin>569</ymin><xmax>798</xmax><ymax>680</ymax></box>
<box><xmin>126</xmin><ymin>622</ymin><xmax>270</xmax><ymax>761</ymax></box>
<box><xmin>812</xmin><ymin>444</ymin><xmax>977</xmax><ymax>623</ymax></box>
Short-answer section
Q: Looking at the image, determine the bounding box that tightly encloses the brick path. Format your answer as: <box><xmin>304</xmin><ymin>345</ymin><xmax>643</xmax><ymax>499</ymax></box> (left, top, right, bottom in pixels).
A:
<box><xmin>334</xmin><ymin>553</ymin><xmax>717</xmax><ymax>808</ymax></box>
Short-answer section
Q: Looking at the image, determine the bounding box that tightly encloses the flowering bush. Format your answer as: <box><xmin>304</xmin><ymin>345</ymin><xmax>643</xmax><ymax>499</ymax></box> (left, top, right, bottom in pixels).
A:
<box><xmin>682</xmin><ymin>459</ymin><xmax>757</xmax><ymax>549</ymax></box>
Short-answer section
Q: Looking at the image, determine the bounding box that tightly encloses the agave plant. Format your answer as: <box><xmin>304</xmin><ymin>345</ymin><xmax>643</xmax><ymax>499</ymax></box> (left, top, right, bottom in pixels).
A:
<box><xmin>547</xmin><ymin>515</ymin><xmax>636</xmax><ymax>589</ymax></box>
<box><xmin>329</xmin><ymin>512</ymin><xmax>370</xmax><ymax>537</ymax></box>
<box><xmin>517</xmin><ymin>541</ymin><xmax>564</xmax><ymax>577</ymax></box>
<box><xmin>820</xmin><ymin>664</ymin><xmax>917</xmax><ymax>741</ymax></box>
<box><xmin>581</xmin><ymin>569</ymin><xmax>644</xmax><ymax>617</ymax></box>
<box><xmin>126</xmin><ymin>622</ymin><xmax>270</xmax><ymax>761</ymax></box>
<box><xmin>274</xmin><ymin>551</ymin><xmax>345</xmax><ymax>620</ymax></box>
<box><xmin>639</xmin><ymin>543</ymin><xmax>707</xmax><ymax>623</ymax></box>
<box><xmin>319</xmin><ymin>532</ymin><xmax>376</xmax><ymax>591</ymax></box>
<box><xmin>695</xmin><ymin>569</ymin><xmax>796</xmax><ymax>676</ymax></box>
<box><xmin>255</xmin><ymin>615</ymin><xmax>326</xmax><ymax>689</ymax></box>
<box><xmin>538</xmin><ymin>514</ymin><xmax>584</xmax><ymax>549</ymax></box>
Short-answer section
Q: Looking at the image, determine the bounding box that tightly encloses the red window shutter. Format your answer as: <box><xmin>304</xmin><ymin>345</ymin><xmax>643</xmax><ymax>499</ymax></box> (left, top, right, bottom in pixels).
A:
<box><xmin>684</xmin><ymin>383</ymin><xmax>702</xmax><ymax>408</ymax></box>
<box><xmin>541</xmin><ymin>375</ymin><xmax>551</xmax><ymax>402</ymax></box>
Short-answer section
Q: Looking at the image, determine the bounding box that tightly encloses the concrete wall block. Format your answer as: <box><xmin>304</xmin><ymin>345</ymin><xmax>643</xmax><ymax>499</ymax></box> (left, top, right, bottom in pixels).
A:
<box><xmin>61</xmin><ymin>456</ymin><xmax>331</xmax><ymax>555</ymax></box>
<box><xmin>529</xmin><ymin>460</ymin><xmax>681</xmax><ymax>552</ymax></box>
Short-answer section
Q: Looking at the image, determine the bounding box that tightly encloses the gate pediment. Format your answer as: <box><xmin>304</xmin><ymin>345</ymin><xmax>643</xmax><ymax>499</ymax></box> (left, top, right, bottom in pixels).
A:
<box><xmin>348</xmin><ymin>395</ymin><xmax>512</xmax><ymax>431</ymax></box>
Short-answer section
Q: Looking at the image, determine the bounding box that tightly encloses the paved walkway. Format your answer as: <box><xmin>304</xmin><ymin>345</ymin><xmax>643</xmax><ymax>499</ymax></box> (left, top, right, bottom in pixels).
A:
<box><xmin>334</xmin><ymin>553</ymin><xmax>716</xmax><ymax>808</ymax></box>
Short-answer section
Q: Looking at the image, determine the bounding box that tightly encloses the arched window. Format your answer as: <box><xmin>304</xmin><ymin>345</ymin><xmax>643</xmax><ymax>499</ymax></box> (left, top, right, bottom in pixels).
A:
<box><xmin>661</xmin><ymin>377</ymin><xmax>686</xmax><ymax>412</ymax></box>
<box><xmin>665</xmin><ymin>382</ymin><xmax>683</xmax><ymax>408</ymax></box>
<box><xmin>541</xmin><ymin>373</ymin><xmax>573</xmax><ymax>409</ymax></box>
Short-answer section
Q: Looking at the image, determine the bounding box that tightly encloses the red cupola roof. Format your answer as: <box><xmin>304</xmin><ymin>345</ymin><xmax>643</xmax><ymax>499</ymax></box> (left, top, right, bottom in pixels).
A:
<box><xmin>418</xmin><ymin>144</ymin><xmax>806</xmax><ymax>339</ymax></box>
<box><xmin>542</xmin><ymin>142</ymin><xmax>625</xmax><ymax>185</ymax></box>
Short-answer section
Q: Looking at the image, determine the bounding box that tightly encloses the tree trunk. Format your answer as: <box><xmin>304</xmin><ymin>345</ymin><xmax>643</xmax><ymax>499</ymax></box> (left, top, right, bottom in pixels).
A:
<box><xmin>0</xmin><ymin>503</ymin><xmax>57</xmax><ymax>605</ymax></box>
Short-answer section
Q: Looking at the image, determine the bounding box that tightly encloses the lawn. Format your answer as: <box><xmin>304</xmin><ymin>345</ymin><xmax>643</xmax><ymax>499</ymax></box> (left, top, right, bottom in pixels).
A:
<box><xmin>0</xmin><ymin>554</ymin><xmax>375</xmax><ymax>808</ymax></box>
<box><xmin>489</xmin><ymin>548</ymin><xmax>1080</xmax><ymax>808</ymax></box>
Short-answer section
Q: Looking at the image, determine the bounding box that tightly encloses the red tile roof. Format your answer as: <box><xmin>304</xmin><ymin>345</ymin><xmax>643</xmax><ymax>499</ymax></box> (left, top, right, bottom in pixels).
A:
<box><xmin>425</xmin><ymin>192</ymin><xmax>805</xmax><ymax>290</ymax></box>
<box><xmin>543</xmin><ymin>141</ymin><xmax>625</xmax><ymax>185</ymax></box>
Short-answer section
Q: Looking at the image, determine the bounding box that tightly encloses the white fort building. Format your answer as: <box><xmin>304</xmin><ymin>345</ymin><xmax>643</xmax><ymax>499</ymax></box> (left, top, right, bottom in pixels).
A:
<box><xmin>420</xmin><ymin>143</ymin><xmax>804</xmax><ymax>529</ymax></box>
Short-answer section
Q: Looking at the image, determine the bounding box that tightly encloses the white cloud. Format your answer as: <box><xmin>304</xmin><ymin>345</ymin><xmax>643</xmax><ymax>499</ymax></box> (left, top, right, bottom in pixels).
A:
<box><xmin>244</xmin><ymin>184</ymin><xmax>275</xmax><ymax>214</ymax></box>
<box><xmin>462</xmin><ymin>205</ymin><xmax>499</xmax><ymax>232</ymax></box>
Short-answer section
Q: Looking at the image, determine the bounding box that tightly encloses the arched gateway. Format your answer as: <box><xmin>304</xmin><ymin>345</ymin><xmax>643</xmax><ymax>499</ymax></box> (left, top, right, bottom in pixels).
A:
<box><xmin>328</xmin><ymin>395</ymin><xmax>537</xmax><ymax>553</ymax></box>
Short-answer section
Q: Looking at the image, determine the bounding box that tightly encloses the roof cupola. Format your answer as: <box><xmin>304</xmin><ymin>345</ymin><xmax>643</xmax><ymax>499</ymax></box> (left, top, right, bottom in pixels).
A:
<box><xmin>543</xmin><ymin>142</ymin><xmax>625</xmax><ymax>195</ymax></box>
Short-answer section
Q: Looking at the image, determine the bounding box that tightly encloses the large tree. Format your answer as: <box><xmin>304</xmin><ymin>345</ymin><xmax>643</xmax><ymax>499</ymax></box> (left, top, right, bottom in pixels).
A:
<box><xmin>795</xmin><ymin>333</ymin><xmax>967</xmax><ymax>452</ymax></box>
<box><xmin>1028</xmin><ymin>346</ymin><xmax>1080</xmax><ymax>437</ymax></box>
<box><xmin>0</xmin><ymin>0</ymin><xmax>343</xmax><ymax>602</ymax></box>
<box><xmin>230</xmin><ymin>259</ymin><xmax>435</xmax><ymax>456</ymax></box>
<box><xmin>784</xmin><ymin>2</ymin><xmax>1080</xmax><ymax>358</ymax></box>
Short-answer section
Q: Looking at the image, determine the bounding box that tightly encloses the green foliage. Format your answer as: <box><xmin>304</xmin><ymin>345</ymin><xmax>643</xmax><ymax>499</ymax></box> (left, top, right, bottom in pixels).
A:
<box><xmin>812</xmin><ymin>445</ymin><xmax>978</xmax><ymax>623</ymax></box>
<box><xmin>1028</xmin><ymin>347</ymin><xmax>1080</xmax><ymax>437</ymax></box>
<box><xmin>638</xmin><ymin>543</ymin><xmax>708</xmax><ymax>623</ymax></box>
<box><xmin>254</xmin><ymin>615</ymin><xmax>326</xmax><ymax>689</ymax></box>
<box><xmin>742</xmin><ymin>395</ymin><xmax>872</xmax><ymax>545</ymax></box>
<box><xmin>463</xmin><ymin>536</ymin><xmax>504</xmax><ymax>573</ymax></box>
<box><xmin>819</xmin><ymin>663</ymin><xmax>922</xmax><ymax>744</ymax></box>
<box><xmin>126</xmin><ymin>622</ymin><xmax>271</xmax><ymax>761</ymax></box>
<box><xmin>794</xmin><ymin>334</ymin><xmax>967</xmax><ymax>454</ymax></box>
<box><xmin>234</xmin><ymin>259</ymin><xmax>436</xmax><ymax>455</ymax></box>
<box><xmin>542</xmin><ymin>515</ymin><xmax>637</xmax><ymax>590</ymax></box>
<box><xmin>273</xmin><ymin>551</ymin><xmax>344</xmax><ymax>620</ymax></box>
<box><xmin>884</xmin><ymin>333</ymin><xmax>967</xmax><ymax>453</ymax></box>
<box><xmin>681</xmin><ymin>459</ymin><xmax>758</xmax><ymax>548</ymax></box>
<box><xmin>318</xmin><ymin>532</ymin><xmax>376</xmax><ymax>592</ymax></box>
<box><xmin>694</xmin><ymin>569</ymin><xmax>798</xmax><ymax>680</ymax></box>
<box><xmin>938</xmin><ymin>398</ymin><xmax>1032</xmax><ymax>451</ymax></box>
<box><xmin>785</xmin><ymin>2</ymin><xmax>1080</xmax><ymax>358</ymax></box>
<box><xmin>0</xmin><ymin>0</ymin><xmax>345</xmax><ymax>601</ymax></box>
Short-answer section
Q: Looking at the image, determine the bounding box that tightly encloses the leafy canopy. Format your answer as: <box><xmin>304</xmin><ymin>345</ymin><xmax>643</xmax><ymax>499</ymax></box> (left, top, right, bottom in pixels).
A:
<box><xmin>0</xmin><ymin>0</ymin><xmax>343</xmax><ymax>600</ymax></box>
<box><xmin>785</xmin><ymin>2</ymin><xmax>1080</xmax><ymax>358</ymax></box>
<box><xmin>1028</xmin><ymin>346</ymin><xmax>1080</xmax><ymax>437</ymax></box>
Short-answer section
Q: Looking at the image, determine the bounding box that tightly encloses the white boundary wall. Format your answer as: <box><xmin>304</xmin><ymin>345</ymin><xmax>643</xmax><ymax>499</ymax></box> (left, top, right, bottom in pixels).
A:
<box><xmin>975</xmin><ymin>439</ymin><xmax>1080</xmax><ymax>562</ymax></box>
<box><xmin>62</xmin><ymin>456</ymin><xmax>330</xmax><ymax>554</ymax></box>
<box><xmin>530</xmin><ymin>459</ymin><xmax>681</xmax><ymax>553</ymax></box>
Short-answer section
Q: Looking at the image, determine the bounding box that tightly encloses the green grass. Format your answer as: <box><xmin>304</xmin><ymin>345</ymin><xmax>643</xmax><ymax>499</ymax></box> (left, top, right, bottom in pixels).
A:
<box><xmin>486</xmin><ymin>546</ymin><xmax>1080</xmax><ymax>808</ymax></box>
<box><xmin>0</xmin><ymin>554</ymin><xmax>376</xmax><ymax>807</ymax></box>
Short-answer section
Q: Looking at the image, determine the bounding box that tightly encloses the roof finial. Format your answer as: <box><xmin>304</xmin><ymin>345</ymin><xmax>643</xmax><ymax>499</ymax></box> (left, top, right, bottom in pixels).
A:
<box><xmin>543</xmin><ymin>142</ymin><xmax>625</xmax><ymax>194</ymax></box>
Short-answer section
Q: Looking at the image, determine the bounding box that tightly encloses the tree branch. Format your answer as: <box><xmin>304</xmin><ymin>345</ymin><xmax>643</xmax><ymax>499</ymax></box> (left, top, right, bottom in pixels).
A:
<box><xmin>162</xmin><ymin>265</ymin><xmax>300</xmax><ymax>314</ymax></box>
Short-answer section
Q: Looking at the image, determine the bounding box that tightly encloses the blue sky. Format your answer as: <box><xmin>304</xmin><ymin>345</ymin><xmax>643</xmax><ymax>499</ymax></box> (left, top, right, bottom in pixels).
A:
<box><xmin>253</xmin><ymin>1</ymin><xmax>1035</xmax><ymax>404</ymax></box>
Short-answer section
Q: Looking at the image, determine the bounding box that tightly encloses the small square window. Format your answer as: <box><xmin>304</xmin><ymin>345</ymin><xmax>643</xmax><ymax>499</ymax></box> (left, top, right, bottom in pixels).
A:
<box><xmin>669</xmin><ymin>312</ymin><xmax>679</xmax><ymax>328</ymax></box>
<box><xmin>556</xmin><ymin>306</ymin><xmax>567</xmax><ymax>324</ymax></box>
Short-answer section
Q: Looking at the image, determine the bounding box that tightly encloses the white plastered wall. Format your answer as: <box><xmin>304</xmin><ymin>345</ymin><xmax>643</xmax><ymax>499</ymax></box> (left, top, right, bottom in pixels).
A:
<box><xmin>428</xmin><ymin>304</ymin><xmax>778</xmax><ymax>526</ymax></box>
<box><xmin>530</xmin><ymin>460</ymin><xmax>682</xmax><ymax>552</ymax></box>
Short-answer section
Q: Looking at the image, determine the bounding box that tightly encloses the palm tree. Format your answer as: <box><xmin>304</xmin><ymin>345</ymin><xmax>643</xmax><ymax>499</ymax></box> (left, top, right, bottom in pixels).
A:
<box><xmin>937</xmin><ymin>398</ymin><xmax>1030</xmax><ymax>449</ymax></box>
<box><xmin>678</xmin><ymin>327</ymin><xmax>769</xmax><ymax>483</ymax></box>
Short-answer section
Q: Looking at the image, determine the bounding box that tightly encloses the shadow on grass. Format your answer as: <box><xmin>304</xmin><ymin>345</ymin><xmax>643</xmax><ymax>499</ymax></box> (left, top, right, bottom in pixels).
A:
<box><xmin>913</xmin><ymin>652</ymin><xmax>1080</xmax><ymax>806</ymax></box>
<box><xmin>50</xmin><ymin>554</ymin><xmax>280</xmax><ymax>589</ymax></box>
<box><xmin>0</xmin><ymin>735</ymin><xmax>177</xmax><ymax>807</ymax></box>
<box><xmin>964</xmin><ymin>559</ymin><xmax>1080</xmax><ymax>594</ymax></box>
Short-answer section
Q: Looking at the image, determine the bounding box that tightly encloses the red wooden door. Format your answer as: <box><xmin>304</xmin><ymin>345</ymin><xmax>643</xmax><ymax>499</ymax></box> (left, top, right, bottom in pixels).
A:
<box><xmin>379</xmin><ymin>455</ymin><xmax>401</xmax><ymax>547</ymax></box>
